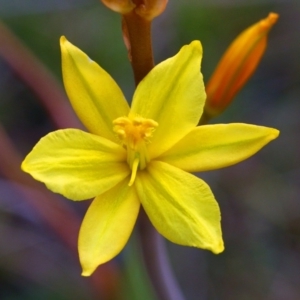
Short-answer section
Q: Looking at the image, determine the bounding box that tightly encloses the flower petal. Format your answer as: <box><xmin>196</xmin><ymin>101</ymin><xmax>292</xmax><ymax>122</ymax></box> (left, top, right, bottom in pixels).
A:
<box><xmin>135</xmin><ymin>161</ymin><xmax>224</xmax><ymax>253</ymax></box>
<box><xmin>60</xmin><ymin>36</ymin><xmax>129</xmax><ymax>141</ymax></box>
<box><xmin>130</xmin><ymin>41</ymin><xmax>206</xmax><ymax>158</ymax></box>
<box><xmin>22</xmin><ymin>129</ymin><xmax>130</xmax><ymax>200</ymax></box>
<box><xmin>79</xmin><ymin>180</ymin><xmax>140</xmax><ymax>276</ymax></box>
<box><xmin>159</xmin><ymin>123</ymin><xmax>279</xmax><ymax>172</ymax></box>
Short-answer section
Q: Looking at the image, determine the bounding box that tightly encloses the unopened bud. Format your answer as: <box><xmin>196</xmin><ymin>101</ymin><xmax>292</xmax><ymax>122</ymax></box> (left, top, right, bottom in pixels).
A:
<box><xmin>135</xmin><ymin>0</ymin><xmax>168</xmax><ymax>20</ymax></box>
<box><xmin>204</xmin><ymin>13</ymin><xmax>279</xmax><ymax>118</ymax></box>
<box><xmin>101</xmin><ymin>0</ymin><xmax>168</xmax><ymax>20</ymax></box>
<box><xmin>101</xmin><ymin>0</ymin><xmax>135</xmax><ymax>14</ymax></box>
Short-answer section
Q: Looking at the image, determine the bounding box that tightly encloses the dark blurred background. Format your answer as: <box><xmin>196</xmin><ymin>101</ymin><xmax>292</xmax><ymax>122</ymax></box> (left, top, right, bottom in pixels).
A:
<box><xmin>0</xmin><ymin>0</ymin><xmax>299</xmax><ymax>299</ymax></box>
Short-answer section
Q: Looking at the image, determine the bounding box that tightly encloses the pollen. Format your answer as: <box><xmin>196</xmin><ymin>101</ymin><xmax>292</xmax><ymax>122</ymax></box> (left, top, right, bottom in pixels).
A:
<box><xmin>113</xmin><ymin>116</ymin><xmax>158</xmax><ymax>181</ymax></box>
<box><xmin>113</xmin><ymin>116</ymin><xmax>158</xmax><ymax>150</ymax></box>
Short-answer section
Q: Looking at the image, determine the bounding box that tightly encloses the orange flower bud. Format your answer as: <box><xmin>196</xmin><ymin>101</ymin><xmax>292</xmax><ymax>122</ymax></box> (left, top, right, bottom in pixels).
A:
<box><xmin>205</xmin><ymin>13</ymin><xmax>279</xmax><ymax>118</ymax></box>
<box><xmin>101</xmin><ymin>0</ymin><xmax>168</xmax><ymax>20</ymax></box>
<box><xmin>134</xmin><ymin>0</ymin><xmax>168</xmax><ymax>20</ymax></box>
<box><xmin>101</xmin><ymin>0</ymin><xmax>135</xmax><ymax>14</ymax></box>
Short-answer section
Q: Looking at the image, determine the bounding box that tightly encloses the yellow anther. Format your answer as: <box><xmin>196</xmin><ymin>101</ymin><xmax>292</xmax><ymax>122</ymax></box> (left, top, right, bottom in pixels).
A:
<box><xmin>113</xmin><ymin>116</ymin><xmax>158</xmax><ymax>150</ymax></box>
<box><xmin>113</xmin><ymin>115</ymin><xmax>158</xmax><ymax>172</ymax></box>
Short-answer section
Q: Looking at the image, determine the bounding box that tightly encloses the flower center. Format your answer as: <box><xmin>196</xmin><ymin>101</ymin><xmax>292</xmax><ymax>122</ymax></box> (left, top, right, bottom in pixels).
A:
<box><xmin>113</xmin><ymin>116</ymin><xmax>158</xmax><ymax>186</ymax></box>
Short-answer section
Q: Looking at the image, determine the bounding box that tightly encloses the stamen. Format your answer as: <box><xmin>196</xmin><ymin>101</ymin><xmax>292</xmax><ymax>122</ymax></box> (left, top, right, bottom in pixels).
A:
<box><xmin>113</xmin><ymin>115</ymin><xmax>158</xmax><ymax>172</ymax></box>
<box><xmin>128</xmin><ymin>157</ymin><xmax>139</xmax><ymax>186</ymax></box>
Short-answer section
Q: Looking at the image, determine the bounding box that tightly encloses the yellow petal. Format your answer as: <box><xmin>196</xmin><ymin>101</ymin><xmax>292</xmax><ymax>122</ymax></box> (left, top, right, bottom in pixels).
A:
<box><xmin>205</xmin><ymin>13</ymin><xmax>279</xmax><ymax>117</ymax></box>
<box><xmin>60</xmin><ymin>36</ymin><xmax>129</xmax><ymax>141</ymax></box>
<box><xmin>21</xmin><ymin>129</ymin><xmax>130</xmax><ymax>200</ymax></box>
<box><xmin>160</xmin><ymin>124</ymin><xmax>279</xmax><ymax>172</ymax></box>
<box><xmin>130</xmin><ymin>41</ymin><xmax>206</xmax><ymax>158</ymax></box>
<box><xmin>135</xmin><ymin>161</ymin><xmax>224</xmax><ymax>253</ymax></box>
<box><xmin>79</xmin><ymin>180</ymin><xmax>140</xmax><ymax>276</ymax></box>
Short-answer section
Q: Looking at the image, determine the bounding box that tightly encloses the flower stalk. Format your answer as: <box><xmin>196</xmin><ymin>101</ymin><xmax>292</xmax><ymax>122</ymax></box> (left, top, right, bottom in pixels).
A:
<box><xmin>139</xmin><ymin>209</ymin><xmax>185</xmax><ymax>300</ymax></box>
<box><xmin>122</xmin><ymin>11</ymin><xmax>154</xmax><ymax>85</ymax></box>
<box><xmin>121</xmin><ymin>8</ymin><xmax>186</xmax><ymax>300</ymax></box>
<box><xmin>101</xmin><ymin>0</ymin><xmax>168</xmax><ymax>20</ymax></box>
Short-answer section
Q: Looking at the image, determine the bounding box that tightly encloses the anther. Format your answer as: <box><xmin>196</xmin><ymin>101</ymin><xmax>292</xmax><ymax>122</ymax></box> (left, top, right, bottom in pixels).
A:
<box><xmin>112</xmin><ymin>115</ymin><xmax>158</xmax><ymax>171</ymax></box>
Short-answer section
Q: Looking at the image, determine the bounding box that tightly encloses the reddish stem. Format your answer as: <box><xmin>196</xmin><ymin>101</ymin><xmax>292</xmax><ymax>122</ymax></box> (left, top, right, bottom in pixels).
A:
<box><xmin>123</xmin><ymin>12</ymin><xmax>154</xmax><ymax>85</ymax></box>
<box><xmin>0</xmin><ymin>21</ymin><xmax>81</xmax><ymax>129</ymax></box>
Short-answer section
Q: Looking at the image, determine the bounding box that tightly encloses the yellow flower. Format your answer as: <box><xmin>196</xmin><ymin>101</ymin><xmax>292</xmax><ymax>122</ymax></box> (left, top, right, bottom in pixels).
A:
<box><xmin>205</xmin><ymin>13</ymin><xmax>279</xmax><ymax>118</ymax></box>
<box><xmin>22</xmin><ymin>36</ymin><xmax>279</xmax><ymax>276</ymax></box>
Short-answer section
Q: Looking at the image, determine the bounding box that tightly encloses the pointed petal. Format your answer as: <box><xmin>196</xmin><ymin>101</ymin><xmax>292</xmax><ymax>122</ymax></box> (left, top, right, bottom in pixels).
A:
<box><xmin>60</xmin><ymin>36</ymin><xmax>129</xmax><ymax>141</ymax></box>
<box><xmin>79</xmin><ymin>180</ymin><xmax>140</xmax><ymax>276</ymax></box>
<box><xmin>135</xmin><ymin>161</ymin><xmax>224</xmax><ymax>253</ymax></box>
<box><xmin>160</xmin><ymin>123</ymin><xmax>279</xmax><ymax>172</ymax></box>
<box><xmin>130</xmin><ymin>41</ymin><xmax>206</xmax><ymax>158</ymax></box>
<box><xmin>22</xmin><ymin>129</ymin><xmax>130</xmax><ymax>200</ymax></box>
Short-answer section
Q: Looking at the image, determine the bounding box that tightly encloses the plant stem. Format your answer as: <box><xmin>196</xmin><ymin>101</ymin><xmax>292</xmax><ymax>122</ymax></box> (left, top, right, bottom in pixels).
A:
<box><xmin>123</xmin><ymin>12</ymin><xmax>154</xmax><ymax>85</ymax></box>
<box><xmin>0</xmin><ymin>20</ymin><xmax>82</xmax><ymax>129</ymax></box>
<box><xmin>139</xmin><ymin>209</ymin><xmax>185</xmax><ymax>300</ymax></box>
<box><xmin>122</xmin><ymin>11</ymin><xmax>185</xmax><ymax>300</ymax></box>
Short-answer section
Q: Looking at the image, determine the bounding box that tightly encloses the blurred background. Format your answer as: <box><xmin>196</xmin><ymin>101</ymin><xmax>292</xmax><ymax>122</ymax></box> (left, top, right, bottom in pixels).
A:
<box><xmin>0</xmin><ymin>0</ymin><xmax>299</xmax><ymax>299</ymax></box>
